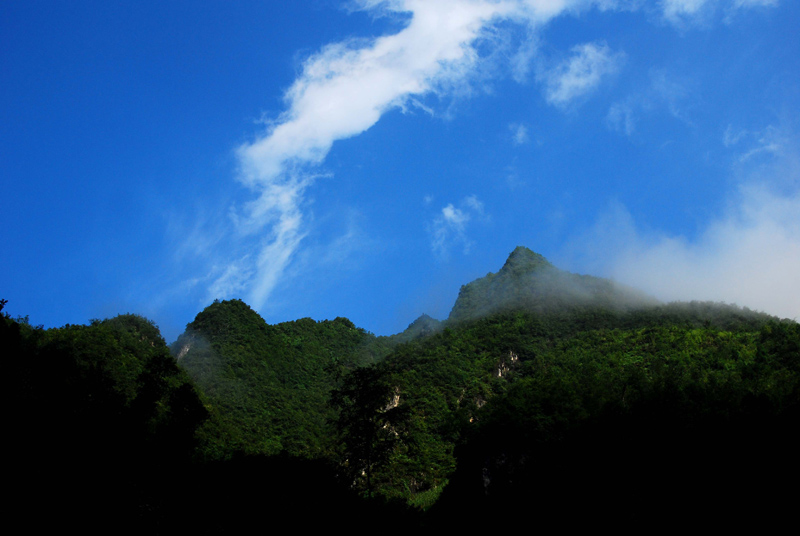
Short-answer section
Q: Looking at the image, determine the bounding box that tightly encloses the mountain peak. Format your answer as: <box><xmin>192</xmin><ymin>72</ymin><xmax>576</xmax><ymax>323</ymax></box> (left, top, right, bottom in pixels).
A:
<box><xmin>500</xmin><ymin>246</ymin><xmax>553</xmax><ymax>274</ymax></box>
<box><xmin>391</xmin><ymin>313</ymin><xmax>443</xmax><ymax>343</ymax></box>
<box><xmin>447</xmin><ymin>246</ymin><xmax>657</xmax><ymax>323</ymax></box>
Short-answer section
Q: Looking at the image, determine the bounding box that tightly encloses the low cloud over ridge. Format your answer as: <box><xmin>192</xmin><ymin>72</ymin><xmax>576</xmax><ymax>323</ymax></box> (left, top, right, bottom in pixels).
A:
<box><xmin>571</xmin><ymin>127</ymin><xmax>800</xmax><ymax>321</ymax></box>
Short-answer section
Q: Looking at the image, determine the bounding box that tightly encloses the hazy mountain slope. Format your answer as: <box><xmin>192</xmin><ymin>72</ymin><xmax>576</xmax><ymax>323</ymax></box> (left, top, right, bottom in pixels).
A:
<box><xmin>385</xmin><ymin>313</ymin><xmax>444</xmax><ymax>345</ymax></box>
<box><xmin>448</xmin><ymin>246</ymin><xmax>659</xmax><ymax>323</ymax></box>
<box><xmin>172</xmin><ymin>299</ymin><xmax>389</xmax><ymax>458</ymax></box>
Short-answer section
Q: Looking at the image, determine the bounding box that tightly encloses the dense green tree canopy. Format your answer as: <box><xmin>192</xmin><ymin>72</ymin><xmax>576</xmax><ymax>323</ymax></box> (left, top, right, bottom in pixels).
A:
<box><xmin>172</xmin><ymin>299</ymin><xmax>392</xmax><ymax>459</ymax></box>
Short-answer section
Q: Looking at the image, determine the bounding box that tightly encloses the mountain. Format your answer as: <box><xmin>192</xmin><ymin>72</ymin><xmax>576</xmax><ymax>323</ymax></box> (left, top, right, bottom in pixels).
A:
<box><xmin>328</xmin><ymin>248</ymin><xmax>798</xmax><ymax>524</ymax></box>
<box><xmin>388</xmin><ymin>313</ymin><xmax>444</xmax><ymax>344</ymax></box>
<box><xmin>171</xmin><ymin>248</ymin><xmax>787</xmax><ymax>469</ymax></box>
<box><xmin>6</xmin><ymin>247</ymin><xmax>797</xmax><ymax>531</ymax></box>
<box><xmin>172</xmin><ymin>298</ymin><xmax>391</xmax><ymax>458</ymax></box>
<box><xmin>448</xmin><ymin>245</ymin><xmax>658</xmax><ymax>323</ymax></box>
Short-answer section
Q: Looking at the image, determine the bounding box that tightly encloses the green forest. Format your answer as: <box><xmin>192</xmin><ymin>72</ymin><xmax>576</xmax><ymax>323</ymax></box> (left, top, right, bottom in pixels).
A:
<box><xmin>5</xmin><ymin>247</ymin><xmax>799</xmax><ymax>532</ymax></box>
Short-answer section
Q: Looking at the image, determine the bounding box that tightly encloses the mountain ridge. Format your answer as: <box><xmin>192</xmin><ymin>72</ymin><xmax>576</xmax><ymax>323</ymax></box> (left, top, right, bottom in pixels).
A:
<box><xmin>446</xmin><ymin>246</ymin><xmax>659</xmax><ymax>324</ymax></box>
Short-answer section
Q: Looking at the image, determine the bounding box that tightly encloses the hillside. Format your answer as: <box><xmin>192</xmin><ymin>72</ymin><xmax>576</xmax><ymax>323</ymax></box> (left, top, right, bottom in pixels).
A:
<box><xmin>172</xmin><ymin>299</ymin><xmax>392</xmax><ymax>458</ymax></box>
<box><xmin>327</xmin><ymin>248</ymin><xmax>798</xmax><ymax>523</ymax></box>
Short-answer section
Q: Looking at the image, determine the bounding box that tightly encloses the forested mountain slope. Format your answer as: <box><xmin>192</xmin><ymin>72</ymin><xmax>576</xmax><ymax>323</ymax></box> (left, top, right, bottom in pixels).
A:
<box><xmin>329</xmin><ymin>248</ymin><xmax>798</xmax><ymax>522</ymax></box>
<box><xmin>171</xmin><ymin>299</ymin><xmax>393</xmax><ymax>458</ymax></box>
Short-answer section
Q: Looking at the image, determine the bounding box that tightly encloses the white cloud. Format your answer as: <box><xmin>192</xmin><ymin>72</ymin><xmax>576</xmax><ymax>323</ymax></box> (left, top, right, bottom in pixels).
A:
<box><xmin>614</xmin><ymin>186</ymin><xmax>799</xmax><ymax>320</ymax></box>
<box><xmin>218</xmin><ymin>1</ymin><xmax>519</xmax><ymax>308</ymax></box>
<box><xmin>430</xmin><ymin>195</ymin><xmax>486</xmax><ymax>257</ymax></box>
<box><xmin>660</xmin><ymin>0</ymin><xmax>779</xmax><ymax>24</ymax></box>
<box><xmin>541</xmin><ymin>42</ymin><xmax>625</xmax><ymax>107</ymax></box>
<box><xmin>569</xmin><ymin>126</ymin><xmax>800</xmax><ymax>321</ymax></box>
<box><xmin>661</xmin><ymin>0</ymin><xmax>709</xmax><ymax>22</ymax></box>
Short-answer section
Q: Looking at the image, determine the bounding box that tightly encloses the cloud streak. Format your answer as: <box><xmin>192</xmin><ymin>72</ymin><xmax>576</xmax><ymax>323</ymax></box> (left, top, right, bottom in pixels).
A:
<box><xmin>430</xmin><ymin>195</ymin><xmax>486</xmax><ymax>257</ymax></box>
<box><xmin>660</xmin><ymin>0</ymin><xmax>780</xmax><ymax>24</ymax></box>
<box><xmin>541</xmin><ymin>41</ymin><xmax>625</xmax><ymax>107</ymax></box>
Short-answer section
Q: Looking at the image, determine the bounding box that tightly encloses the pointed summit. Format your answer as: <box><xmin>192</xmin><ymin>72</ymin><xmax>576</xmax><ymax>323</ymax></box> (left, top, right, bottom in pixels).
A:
<box><xmin>447</xmin><ymin>247</ymin><xmax>657</xmax><ymax>323</ymax></box>
<box><xmin>407</xmin><ymin>313</ymin><xmax>439</xmax><ymax>330</ymax></box>
<box><xmin>500</xmin><ymin>246</ymin><xmax>553</xmax><ymax>273</ymax></box>
<box><xmin>392</xmin><ymin>313</ymin><xmax>443</xmax><ymax>343</ymax></box>
<box><xmin>497</xmin><ymin>246</ymin><xmax>555</xmax><ymax>280</ymax></box>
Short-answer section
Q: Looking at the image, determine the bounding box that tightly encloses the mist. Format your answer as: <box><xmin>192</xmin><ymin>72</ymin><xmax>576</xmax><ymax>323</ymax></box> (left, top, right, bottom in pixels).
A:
<box><xmin>567</xmin><ymin>128</ymin><xmax>800</xmax><ymax>321</ymax></box>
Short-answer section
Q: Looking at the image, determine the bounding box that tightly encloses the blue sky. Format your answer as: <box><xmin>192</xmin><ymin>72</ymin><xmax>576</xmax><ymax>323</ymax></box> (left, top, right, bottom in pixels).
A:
<box><xmin>3</xmin><ymin>0</ymin><xmax>798</xmax><ymax>341</ymax></box>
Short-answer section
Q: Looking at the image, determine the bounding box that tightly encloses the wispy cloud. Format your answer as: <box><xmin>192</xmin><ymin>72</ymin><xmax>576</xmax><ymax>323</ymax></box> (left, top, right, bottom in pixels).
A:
<box><xmin>606</xmin><ymin>69</ymin><xmax>691</xmax><ymax>135</ymax></box>
<box><xmin>660</xmin><ymin>0</ymin><xmax>779</xmax><ymax>25</ymax></box>
<box><xmin>510</xmin><ymin>122</ymin><xmax>530</xmax><ymax>145</ymax></box>
<box><xmin>286</xmin><ymin>209</ymin><xmax>378</xmax><ymax>291</ymax></box>
<box><xmin>509</xmin><ymin>28</ymin><xmax>539</xmax><ymax>83</ymax></box>
<box><xmin>723</xmin><ymin>124</ymin><xmax>748</xmax><ymax>147</ymax></box>
<box><xmin>206</xmin><ymin>258</ymin><xmax>254</xmax><ymax>302</ymax></box>
<box><xmin>736</xmin><ymin>125</ymin><xmax>786</xmax><ymax>162</ymax></box>
<box><xmin>568</xmin><ymin>124</ymin><xmax>800</xmax><ymax>320</ymax></box>
<box><xmin>732</xmin><ymin>0</ymin><xmax>779</xmax><ymax>6</ymax></box>
<box><xmin>505</xmin><ymin>165</ymin><xmax>528</xmax><ymax>189</ymax></box>
<box><xmin>661</xmin><ymin>0</ymin><xmax>711</xmax><ymax>23</ymax></box>
<box><xmin>606</xmin><ymin>99</ymin><xmax>638</xmax><ymax>135</ymax></box>
<box><xmin>722</xmin><ymin>123</ymin><xmax>786</xmax><ymax>161</ymax></box>
<box><xmin>541</xmin><ymin>41</ymin><xmax>625</xmax><ymax>108</ymax></box>
<box><xmin>221</xmin><ymin>1</ymin><xmax>516</xmax><ymax>307</ymax></box>
<box><xmin>649</xmin><ymin>69</ymin><xmax>692</xmax><ymax>122</ymax></box>
<box><xmin>430</xmin><ymin>195</ymin><xmax>486</xmax><ymax>258</ymax></box>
